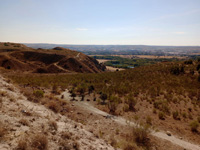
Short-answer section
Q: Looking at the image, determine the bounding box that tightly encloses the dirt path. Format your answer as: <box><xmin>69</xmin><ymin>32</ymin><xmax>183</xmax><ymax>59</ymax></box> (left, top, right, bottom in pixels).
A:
<box><xmin>53</xmin><ymin>62</ymin><xmax>68</xmax><ymax>72</ymax></box>
<box><xmin>60</xmin><ymin>89</ymin><xmax>200</xmax><ymax>150</ymax></box>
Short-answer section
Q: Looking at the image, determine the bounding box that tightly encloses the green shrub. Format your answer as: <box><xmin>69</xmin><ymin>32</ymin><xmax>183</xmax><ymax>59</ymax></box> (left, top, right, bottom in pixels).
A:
<box><xmin>158</xmin><ymin>112</ymin><xmax>165</xmax><ymax>120</ymax></box>
<box><xmin>190</xmin><ymin>120</ymin><xmax>199</xmax><ymax>132</ymax></box>
<box><xmin>173</xmin><ymin>111</ymin><xmax>180</xmax><ymax>120</ymax></box>
<box><xmin>125</xmin><ymin>94</ymin><xmax>137</xmax><ymax>111</ymax></box>
<box><xmin>33</xmin><ymin>90</ymin><xmax>44</xmax><ymax>98</ymax></box>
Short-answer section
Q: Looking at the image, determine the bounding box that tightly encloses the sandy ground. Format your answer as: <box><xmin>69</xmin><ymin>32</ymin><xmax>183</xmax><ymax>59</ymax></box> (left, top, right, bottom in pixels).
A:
<box><xmin>0</xmin><ymin>75</ymin><xmax>115</xmax><ymax>150</ymax></box>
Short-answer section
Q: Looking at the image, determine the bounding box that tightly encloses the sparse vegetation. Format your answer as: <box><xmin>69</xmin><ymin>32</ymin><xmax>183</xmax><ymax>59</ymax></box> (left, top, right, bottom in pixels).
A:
<box><xmin>2</xmin><ymin>49</ymin><xmax>200</xmax><ymax>149</ymax></box>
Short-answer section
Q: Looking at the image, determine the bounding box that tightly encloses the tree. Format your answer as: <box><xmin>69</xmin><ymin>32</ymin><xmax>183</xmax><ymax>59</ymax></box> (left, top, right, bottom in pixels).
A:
<box><xmin>88</xmin><ymin>85</ymin><xmax>95</xmax><ymax>95</ymax></box>
<box><xmin>70</xmin><ymin>90</ymin><xmax>76</xmax><ymax>101</ymax></box>
<box><xmin>77</xmin><ymin>84</ymin><xmax>86</xmax><ymax>101</ymax></box>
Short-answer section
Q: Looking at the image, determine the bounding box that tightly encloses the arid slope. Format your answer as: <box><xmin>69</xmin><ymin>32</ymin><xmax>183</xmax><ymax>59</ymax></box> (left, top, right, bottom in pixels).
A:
<box><xmin>0</xmin><ymin>42</ymin><xmax>106</xmax><ymax>73</ymax></box>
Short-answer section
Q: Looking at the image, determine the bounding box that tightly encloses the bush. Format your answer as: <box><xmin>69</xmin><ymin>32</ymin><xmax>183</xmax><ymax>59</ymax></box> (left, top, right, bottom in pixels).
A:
<box><xmin>146</xmin><ymin>116</ymin><xmax>152</xmax><ymax>125</ymax></box>
<box><xmin>184</xmin><ymin>60</ymin><xmax>193</xmax><ymax>64</ymax></box>
<box><xmin>31</xmin><ymin>134</ymin><xmax>48</xmax><ymax>150</ymax></box>
<box><xmin>107</xmin><ymin>95</ymin><xmax>119</xmax><ymax>114</ymax></box>
<box><xmin>133</xmin><ymin>126</ymin><xmax>150</xmax><ymax>148</ymax></box>
<box><xmin>173</xmin><ymin>111</ymin><xmax>180</xmax><ymax>120</ymax></box>
<box><xmin>124</xmin><ymin>144</ymin><xmax>137</xmax><ymax>150</ymax></box>
<box><xmin>47</xmin><ymin>101</ymin><xmax>60</xmax><ymax>113</ymax></box>
<box><xmin>182</xmin><ymin>112</ymin><xmax>187</xmax><ymax>118</ymax></box>
<box><xmin>33</xmin><ymin>90</ymin><xmax>44</xmax><ymax>98</ymax></box>
<box><xmin>0</xmin><ymin>122</ymin><xmax>6</xmax><ymax>140</ymax></box>
<box><xmin>125</xmin><ymin>94</ymin><xmax>137</xmax><ymax>111</ymax></box>
<box><xmin>100</xmin><ymin>93</ymin><xmax>107</xmax><ymax>104</ymax></box>
<box><xmin>16</xmin><ymin>138</ymin><xmax>27</xmax><ymax>150</ymax></box>
<box><xmin>170</xmin><ymin>66</ymin><xmax>184</xmax><ymax>75</ymax></box>
<box><xmin>197</xmin><ymin>116</ymin><xmax>200</xmax><ymax>123</ymax></box>
<box><xmin>158</xmin><ymin>112</ymin><xmax>165</xmax><ymax>120</ymax></box>
<box><xmin>197</xmin><ymin>64</ymin><xmax>200</xmax><ymax>71</ymax></box>
<box><xmin>49</xmin><ymin>121</ymin><xmax>58</xmax><ymax>131</ymax></box>
<box><xmin>190</xmin><ymin>120</ymin><xmax>199</xmax><ymax>132</ymax></box>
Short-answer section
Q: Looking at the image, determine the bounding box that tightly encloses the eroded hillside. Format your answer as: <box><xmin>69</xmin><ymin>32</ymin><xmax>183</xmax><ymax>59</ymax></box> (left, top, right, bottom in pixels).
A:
<box><xmin>0</xmin><ymin>75</ymin><xmax>115</xmax><ymax>150</ymax></box>
<box><xmin>0</xmin><ymin>42</ymin><xmax>106</xmax><ymax>73</ymax></box>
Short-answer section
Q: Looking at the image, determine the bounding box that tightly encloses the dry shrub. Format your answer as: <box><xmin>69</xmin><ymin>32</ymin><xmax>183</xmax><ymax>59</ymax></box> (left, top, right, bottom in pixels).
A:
<box><xmin>19</xmin><ymin>119</ymin><xmax>29</xmax><ymax>126</ymax></box>
<box><xmin>0</xmin><ymin>122</ymin><xmax>7</xmax><ymax>140</ymax></box>
<box><xmin>0</xmin><ymin>90</ymin><xmax>7</xmax><ymax>97</ymax></box>
<box><xmin>31</xmin><ymin>134</ymin><xmax>48</xmax><ymax>150</ymax></box>
<box><xmin>47</xmin><ymin>100</ymin><xmax>60</xmax><ymax>113</ymax></box>
<box><xmin>0</xmin><ymin>97</ymin><xmax>2</xmax><ymax>108</ymax></box>
<box><xmin>73</xmin><ymin>141</ymin><xmax>80</xmax><ymax>150</ymax></box>
<box><xmin>124</xmin><ymin>144</ymin><xmax>137</xmax><ymax>150</ymax></box>
<box><xmin>16</xmin><ymin>138</ymin><xmax>27</xmax><ymax>150</ymax></box>
<box><xmin>59</xmin><ymin>140</ymin><xmax>72</xmax><ymax>150</ymax></box>
<box><xmin>146</xmin><ymin>116</ymin><xmax>152</xmax><ymax>125</ymax></box>
<box><xmin>190</xmin><ymin>120</ymin><xmax>199</xmax><ymax>132</ymax></box>
<box><xmin>110</xmin><ymin>136</ymin><xmax>117</xmax><ymax>148</ymax></box>
<box><xmin>61</xmin><ymin>131</ymin><xmax>72</xmax><ymax>140</ymax></box>
<box><xmin>133</xmin><ymin>126</ymin><xmax>150</xmax><ymax>148</ymax></box>
<box><xmin>158</xmin><ymin>111</ymin><xmax>165</xmax><ymax>120</ymax></box>
<box><xmin>49</xmin><ymin>120</ymin><xmax>58</xmax><ymax>131</ymax></box>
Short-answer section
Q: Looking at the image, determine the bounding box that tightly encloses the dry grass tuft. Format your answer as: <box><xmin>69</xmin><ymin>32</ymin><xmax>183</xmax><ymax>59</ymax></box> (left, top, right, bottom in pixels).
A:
<box><xmin>49</xmin><ymin>120</ymin><xmax>58</xmax><ymax>131</ymax></box>
<box><xmin>59</xmin><ymin>140</ymin><xmax>72</xmax><ymax>150</ymax></box>
<box><xmin>61</xmin><ymin>131</ymin><xmax>72</xmax><ymax>140</ymax></box>
<box><xmin>0</xmin><ymin>122</ymin><xmax>7</xmax><ymax>141</ymax></box>
<box><xmin>47</xmin><ymin>100</ymin><xmax>60</xmax><ymax>113</ymax></box>
<box><xmin>30</xmin><ymin>134</ymin><xmax>48</xmax><ymax>150</ymax></box>
<box><xmin>16</xmin><ymin>138</ymin><xmax>27</xmax><ymax>150</ymax></box>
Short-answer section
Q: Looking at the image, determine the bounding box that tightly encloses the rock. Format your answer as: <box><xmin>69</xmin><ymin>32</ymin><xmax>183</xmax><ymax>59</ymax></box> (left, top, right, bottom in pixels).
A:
<box><xmin>166</xmin><ymin>131</ymin><xmax>171</xmax><ymax>136</ymax></box>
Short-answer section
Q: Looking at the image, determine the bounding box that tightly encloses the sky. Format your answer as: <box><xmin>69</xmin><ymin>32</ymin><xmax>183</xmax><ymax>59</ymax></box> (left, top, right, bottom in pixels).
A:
<box><xmin>0</xmin><ymin>0</ymin><xmax>200</xmax><ymax>46</ymax></box>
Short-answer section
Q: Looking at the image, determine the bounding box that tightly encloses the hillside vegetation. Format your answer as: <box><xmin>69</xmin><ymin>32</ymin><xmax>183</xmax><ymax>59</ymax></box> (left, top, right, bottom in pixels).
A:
<box><xmin>7</xmin><ymin>59</ymin><xmax>200</xmax><ymax>125</ymax></box>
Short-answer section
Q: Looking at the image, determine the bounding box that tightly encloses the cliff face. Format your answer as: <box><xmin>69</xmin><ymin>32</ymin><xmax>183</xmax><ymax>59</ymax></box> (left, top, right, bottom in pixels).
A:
<box><xmin>0</xmin><ymin>42</ymin><xmax>105</xmax><ymax>73</ymax></box>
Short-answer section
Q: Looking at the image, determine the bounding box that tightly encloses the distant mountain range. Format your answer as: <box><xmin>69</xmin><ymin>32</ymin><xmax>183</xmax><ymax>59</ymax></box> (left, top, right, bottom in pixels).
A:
<box><xmin>24</xmin><ymin>43</ymin><xmax>200</xmax><ymax>56</ymax></box>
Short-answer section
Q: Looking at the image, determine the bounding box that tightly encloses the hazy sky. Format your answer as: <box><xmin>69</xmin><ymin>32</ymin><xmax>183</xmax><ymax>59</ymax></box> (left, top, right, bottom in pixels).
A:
<box><xmin>0</xmin><ymin>0</ymin><xmax>200</xmax><ymax>45</ymax></box>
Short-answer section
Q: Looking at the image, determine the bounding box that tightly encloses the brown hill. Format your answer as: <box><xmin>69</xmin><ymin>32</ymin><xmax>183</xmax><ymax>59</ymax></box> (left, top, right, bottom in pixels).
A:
<box><xmin>0</xmin><ymin>42</ymin><xmax>106</xmax><ymax>73</ymax></box>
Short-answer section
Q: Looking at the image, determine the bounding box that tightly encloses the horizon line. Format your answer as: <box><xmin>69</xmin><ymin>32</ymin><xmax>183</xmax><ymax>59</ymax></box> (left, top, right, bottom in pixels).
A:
<box><xmin>1</xmin><ymin>41</ymin><xmax>200</xmax><ymax>47</ymax></box>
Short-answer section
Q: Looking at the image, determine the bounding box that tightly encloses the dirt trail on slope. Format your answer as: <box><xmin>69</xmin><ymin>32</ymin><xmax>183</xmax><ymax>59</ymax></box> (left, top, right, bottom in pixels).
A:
<box><xmin>0</xmin><ymin>76</ymin><xmax>115</xmax><ymax>150</ymax></box>
<box><xmin>60</xmin><ymin>89</ymin><xmax>200</xmax><ymax>150</ymax></box>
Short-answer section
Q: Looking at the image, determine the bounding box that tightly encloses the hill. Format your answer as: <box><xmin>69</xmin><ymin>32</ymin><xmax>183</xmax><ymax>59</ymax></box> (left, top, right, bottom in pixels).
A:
<box><xmin>0</xmin><ymin>42</ymin><xmax>106</xmax><ymax>73</ymax></box>
<box><xmin>4</xmin><ymin>56</ymin><xmax>200</xmax><ymax>150</ymax></box>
